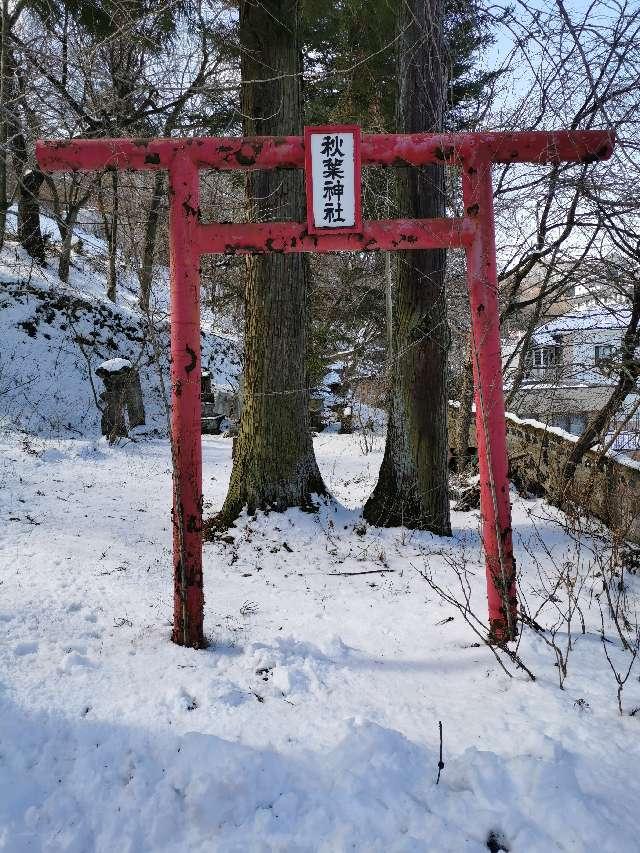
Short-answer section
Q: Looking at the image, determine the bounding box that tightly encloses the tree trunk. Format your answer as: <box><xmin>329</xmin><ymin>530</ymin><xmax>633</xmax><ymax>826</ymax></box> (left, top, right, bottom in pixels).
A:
<box><xmin>217</xmin><ymin>0</ymin><xmax>326</xmax><ymax>524</ymax></box>
<box><xmin>138</xmin><ymin>170</ymin><xmax>165</xmax><ymax>313</ymax></box>
<box><xmin>17</xmin><ymin>166</ymin><xmax>45</xmax><ymax>263</ymax></box>
<box><xmin>504</xmin><ymin>274</ymin><xmax>554</xmax><ymax>409</ymax></box>
<box><xmin>58</xmin><ymin>206</ymin><xmax>78</xmax><ymax>283</ymax></box>
<box><xmin>385</xmin><ymin>251</ymin><xmax>393</xmax><ymax>378</ymax></box>
<box><xmin>43</xmin><ymin>174</ymin><xmax>90</xmax><ymax>284</ymax></box>
<box><xmin>0</xmin><ymin>0</ymin><xmax>9</xmax><ymax>252</ymax></box>
<box><xmin>106</xmin><ymin>171</ymin><xmax>118</xmax><ymax>302</ymax></box>
<box><xmin>6</xmin><ymin>47</ymin><xmax>45</xmax><ymax>264</ymax></box>
<box><xmin>454</xmin><ymin>342</ymin><xmax>475</xmax><ymax>470</ymax></box>
<box><xmin>363</xmin><ymin>0</ymin><xmax>451</xmax><ymax>534</ymax></box>
<box><xmin>98</xmin><ymin>171</ymin><xmax>119</xmax><ymax>302</ymax></box>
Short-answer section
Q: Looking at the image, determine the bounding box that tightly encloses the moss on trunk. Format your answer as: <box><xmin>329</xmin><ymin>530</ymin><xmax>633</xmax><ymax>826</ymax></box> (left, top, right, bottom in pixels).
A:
<box><xmin>217</xmin><ymin>0</ymin><xmax>326</xmax><ymax>527</ymax></box>
<box><xmin>363</xmin><ymin>0</ymin><xmax>451</xmax><ymax>535</ymax></box>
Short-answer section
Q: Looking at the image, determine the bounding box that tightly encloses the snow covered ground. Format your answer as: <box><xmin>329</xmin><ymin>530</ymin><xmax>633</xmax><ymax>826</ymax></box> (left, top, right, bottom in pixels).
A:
<box><xmin>1</xmin><ymin>429</ymin><xmax>639</xmax><ymax>852</ymax></box>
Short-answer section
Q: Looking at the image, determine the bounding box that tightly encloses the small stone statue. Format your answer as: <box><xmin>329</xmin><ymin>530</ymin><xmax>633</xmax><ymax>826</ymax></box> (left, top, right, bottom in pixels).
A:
<box><xmin>96</xmin><ymin>359</ymin><xmax>145</xmax><ymax>440</ymax></box>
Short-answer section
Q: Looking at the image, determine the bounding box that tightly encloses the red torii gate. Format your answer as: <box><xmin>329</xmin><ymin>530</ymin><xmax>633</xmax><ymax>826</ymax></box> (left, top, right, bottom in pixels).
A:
<box><xmin>36</xmin><ymin>129</ymin><xmax>614</xmax><ymax>648</ymax></box>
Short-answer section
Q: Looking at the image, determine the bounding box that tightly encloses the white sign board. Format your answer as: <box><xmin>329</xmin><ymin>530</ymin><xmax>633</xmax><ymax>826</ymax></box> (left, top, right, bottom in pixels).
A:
<box><xmin>305</xmin><ymin>126</ymin><xmax>362</xmax><ymax>233</ymax></box>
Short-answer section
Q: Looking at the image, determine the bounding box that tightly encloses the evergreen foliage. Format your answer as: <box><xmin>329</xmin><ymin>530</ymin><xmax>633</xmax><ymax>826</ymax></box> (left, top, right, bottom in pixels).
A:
<box><xmin>302</xmin><ymin>0</ymin><xmax>501</xmax><ymax>130</ymax></box>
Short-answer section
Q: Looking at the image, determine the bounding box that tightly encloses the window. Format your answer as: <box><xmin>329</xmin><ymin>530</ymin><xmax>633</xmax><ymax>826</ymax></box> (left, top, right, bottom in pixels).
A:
<box><xmin>595</xmin><ymin>344</ymin><xmax>615</xmax><ymax>366</ymax></box>
<box><xmin>526</xmin><ymin>345</ymin><xmax>561</xmax><ymax>377</ymax></box>
<box><xmin>568</xmin><ymin>414</ymin><xmax>587</xmax><ymax>435</ymax></box>
<box><xmin>532</xmin><ymin>346</ymin><xmax>559</xmax><ymax>368</ymax></box>
<box><xmin>550</xmin><ymin>413</ymin><xmax>587</xmax><ymax>436</ymax></box>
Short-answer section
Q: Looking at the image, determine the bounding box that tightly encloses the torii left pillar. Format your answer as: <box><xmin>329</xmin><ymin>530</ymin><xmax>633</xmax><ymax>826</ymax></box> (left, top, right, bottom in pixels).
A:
<box><xmin>167</xmin><ymin>153</ymin><xmax>205</xmax><ymax>647</ymax></box>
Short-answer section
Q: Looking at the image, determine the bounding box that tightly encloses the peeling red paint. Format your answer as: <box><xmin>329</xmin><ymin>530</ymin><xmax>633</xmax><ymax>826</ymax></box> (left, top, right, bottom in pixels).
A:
<box><xmin>35</xmin><ymin>130</ymin><xmax>614</xmax><ymax>174</ymax></box>
<box><xmin>198</xmin><ymin>219</ymin><xmax>472</xmax><ymax>254</ymax></box>
<box><xmin>463</xmin><ymin>148</ymin><xmax>517</xmax><ymax>641</ymax></box>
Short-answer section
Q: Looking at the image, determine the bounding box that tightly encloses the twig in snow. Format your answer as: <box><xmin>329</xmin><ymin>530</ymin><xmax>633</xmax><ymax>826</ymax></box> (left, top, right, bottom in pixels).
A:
<box><xmin>415</xmin><ymin>559</ymin><xmax>536</xmax><ymax>682</ymax></box>
<box><xmin>436</xmin><ymin>720</ymin><xmax>444</xmax><ymax>784</ymax></box>
<box><xmin>327</xmin><ymin>568</ymin><xmax>396</xmax><ymax>577</ymax></box>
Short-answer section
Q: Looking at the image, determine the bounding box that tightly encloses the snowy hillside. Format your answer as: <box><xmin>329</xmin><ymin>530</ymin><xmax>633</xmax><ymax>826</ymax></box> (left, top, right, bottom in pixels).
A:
<box><xmin>0</xmin><ymin>219</ymin><xmax>240</xmax><ymax>438</ymax></box>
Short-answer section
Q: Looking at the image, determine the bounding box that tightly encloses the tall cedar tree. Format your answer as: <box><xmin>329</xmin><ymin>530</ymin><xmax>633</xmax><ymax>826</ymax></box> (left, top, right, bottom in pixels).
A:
<box><xmin>218</xmin><ymin>0</ymin><xmax>326</xmax><ymax>523</ymax></box>
<box><xmin>302</xmin><ymin>0</ymin><xmax>500</xmax><ymax>131</ymax></box>
<box><xmin>363</xmin><ymin>0</ymin><xmax>451</xmax><ymax>533</ymax></box>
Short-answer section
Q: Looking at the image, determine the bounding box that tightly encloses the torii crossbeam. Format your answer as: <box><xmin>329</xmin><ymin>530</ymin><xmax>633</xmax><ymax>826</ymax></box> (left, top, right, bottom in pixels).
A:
<box><xmin>37</xmin><ymin>129</ymin><xmax>614</xmax><ymax>648</ymax></box>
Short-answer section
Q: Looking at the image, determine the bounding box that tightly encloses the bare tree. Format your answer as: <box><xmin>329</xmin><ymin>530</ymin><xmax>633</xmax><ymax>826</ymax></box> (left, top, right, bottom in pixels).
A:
<box><xmin>452</xmin><ymin>0</ymin><xmax>640</xmax><ymax>465</ymax></box>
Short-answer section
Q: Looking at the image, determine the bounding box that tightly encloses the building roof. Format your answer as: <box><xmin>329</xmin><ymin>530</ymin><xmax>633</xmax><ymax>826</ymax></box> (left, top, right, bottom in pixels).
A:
<box><xmin>510</xmin><ymin>385</ymin><xmax>618</xmax><ymax>415</ymax></box>
<box><xmin>532</xmin><ymin>301</ymin><xmax>630</xmax><ymax>346</ymax></box>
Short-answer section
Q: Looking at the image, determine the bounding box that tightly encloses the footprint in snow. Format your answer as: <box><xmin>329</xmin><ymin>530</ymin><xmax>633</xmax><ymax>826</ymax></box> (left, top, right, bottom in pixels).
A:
<box><xmin>169</xmin><ymin>688</ymin><xmax>198</xmax><ymax>713</ymax></box>
<box><xmin>64</xmin><ymin>642</ymin><xmax>88</xmax><ymax>655</ymax></box>
<box><xmin>14</xmin><ymin>641</ymin><xmax>38</xmax><ymax>656</ymax></box>
<box><xmin>60</xmin><ymin>652</ymin><xmax>98</xmax><ymax>671</ymax></box>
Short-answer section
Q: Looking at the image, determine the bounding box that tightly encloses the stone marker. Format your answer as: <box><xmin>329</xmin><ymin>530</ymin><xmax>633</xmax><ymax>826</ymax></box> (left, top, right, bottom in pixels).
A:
<box><xmin>96</xmin><ymin>358</ymin><xmax>145</xmax><ymax>440</ymax></box>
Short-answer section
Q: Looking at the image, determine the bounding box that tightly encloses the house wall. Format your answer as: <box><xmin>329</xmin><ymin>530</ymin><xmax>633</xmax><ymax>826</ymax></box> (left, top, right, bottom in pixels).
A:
<box><xmin>565</xmin><ymin>326</ymin><xmax>621</xmax><ymax>385</ymax></box>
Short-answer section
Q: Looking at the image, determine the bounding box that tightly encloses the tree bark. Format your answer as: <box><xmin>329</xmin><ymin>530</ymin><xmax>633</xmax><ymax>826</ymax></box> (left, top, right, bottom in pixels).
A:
<box><xmin>58</xmin><ymin>204</ymin><xmax>79</xmax><ymax>283</ymax></box>
<box><xmin>4</xmin><ymin>47</ymin><xmax>45</xmax><ymax>264</ymax></box>
<box><xmin>55</xmin><ymin>179</ymin><xmax>91</xmax><ymax>284</ymax></box>
<box><xmin>0</xmin><ymin>0</ymin><xmax>9</xmax><ymax>252</ymax></box>
<box><xmin>98</xmin><ymin>171</ymin><xmax>118</xmax><ymax>302</ymax></box>
<box><xmin>385</xmin><ymin>251</ymin><xmax>393</xmax><ymax>378</ymax></box>
<box><xmin>454</xmin><ymin>340</ymin><xmax>475</xmax><ymax>470</ymax></box>
<box><xmin>363</xmin><ymin>0</ymin><xmax>451</xmax><ymax>534</ymax></box>
<box><xmin>106</xmin><ymin>171</ymin><xmax>118</xmax><ymax>302</ymax></box>
<box><xmin>16</xmin><ymin>165</ymin><xmax>45</xmax><ymax>263</ymax></box>
<box><xmin>504</xmin><ymin>290</ymin><xmax>548</xmax><ymax>410</ymax></box>
<box><xmin>218</xmin><ymin>0</ymin><xmax>326</xmax><ymax>524</ymax></box>
<box><xmin>138</xmin><ymin>170</ymin><xmax>165</xmax><ymax>313</ymax></box>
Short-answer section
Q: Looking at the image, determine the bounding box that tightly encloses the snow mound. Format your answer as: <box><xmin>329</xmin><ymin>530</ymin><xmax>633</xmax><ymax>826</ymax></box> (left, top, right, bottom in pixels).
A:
<box><xmin>97</xmin><ymin>357</ymin><xmax>133</xmax><ymax>373</ymax></box>
<box><xmin>2</xmin><ymin>703</ymin><xmax>635</xmax><ymax>851</ymax></box>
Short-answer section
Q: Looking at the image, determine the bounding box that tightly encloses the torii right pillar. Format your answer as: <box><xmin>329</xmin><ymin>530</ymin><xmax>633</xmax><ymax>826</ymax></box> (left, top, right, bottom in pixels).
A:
<box><xmin>462</xmin><ymin>145</ymin><xmax>518</xmax><ymax>641</ymax></box>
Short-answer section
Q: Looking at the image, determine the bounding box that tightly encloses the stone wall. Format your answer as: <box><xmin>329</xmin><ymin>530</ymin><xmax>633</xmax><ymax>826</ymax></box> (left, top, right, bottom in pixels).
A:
<box><xmin>449</xmin><ymin>403</ymin><xmax>640</xmax><ymax>543</ymax></box>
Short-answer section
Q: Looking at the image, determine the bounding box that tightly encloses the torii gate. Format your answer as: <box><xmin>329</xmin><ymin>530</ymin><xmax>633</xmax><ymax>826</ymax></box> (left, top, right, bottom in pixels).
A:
<box><xmin>36</xmin><ymin>129</ymin><xmax>614</xmax><ymax>648</ymax></box>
